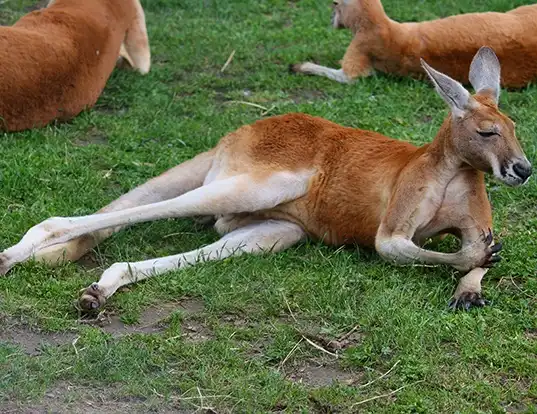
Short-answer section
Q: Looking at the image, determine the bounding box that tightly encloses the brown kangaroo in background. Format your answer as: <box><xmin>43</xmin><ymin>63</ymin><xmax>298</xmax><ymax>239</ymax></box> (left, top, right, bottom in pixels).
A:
<box><xmin>0</xmin><ymin>0</ymin><xmax>151</xmax><ymax>132</ymax></box>
<box><xmin>0</xmin><ymin>48</ymin><xmax>530</xmax><ymax>311</ymax></box>
<box><xmin>292</xmin><ymin>0</ymin><xmax>537</xmax><ymax>87</ymax></box>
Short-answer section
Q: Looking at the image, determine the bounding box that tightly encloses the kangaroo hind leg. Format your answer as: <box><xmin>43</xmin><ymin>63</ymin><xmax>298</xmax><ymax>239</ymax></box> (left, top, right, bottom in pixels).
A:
<box><xmin>0</xmin><ymin>168</ymin><xmax>312</xmax><ymax>275</ymax></box>
<box><xmin>79</xmin><ymin>219</ymin><xmax>306</xmax><ymax>311</ymax></box>
<box><xmin>34</xmin><ymin>151</ymin><xmax>215</xmax><ymax>266</ymax></box>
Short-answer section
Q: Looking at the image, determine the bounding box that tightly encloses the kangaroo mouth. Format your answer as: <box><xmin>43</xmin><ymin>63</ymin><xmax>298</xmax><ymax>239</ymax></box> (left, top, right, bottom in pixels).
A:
<box><xmin>498</xmin><ymin>161</ymin><xmax>532</xmax><ymax>187</ymax></box>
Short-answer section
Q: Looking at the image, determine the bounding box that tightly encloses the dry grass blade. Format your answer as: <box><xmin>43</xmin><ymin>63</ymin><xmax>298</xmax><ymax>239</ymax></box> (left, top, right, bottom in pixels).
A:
<box><xmin>302</xmin><ymin>335</ymin><xmax>339</xmax><ymax>358</ymax></box>
<box><xmin>225</xmin><ymin>100</ymin><xmax>268</xmax><ymax>111</ymax></box>
<box><xmin>279</xmin><ymin>338</ymin><xmax>303</xmax><ymax>370</ymax></box>
<box><xmin>220</xmin><ymin>50</ymin><xmax>236</xmax><ymax>72</ymax></box>
<box><xmin>358</xmin><ymin>360</ymin><xmax>400</xmax><ymax>389</ymax></box>
<box><xmin>282</xmin><ymin>292</ymin><xmax>298</xmax><ymax>324</ymax></box>
<box><xmin>351</xmin><ymin>380</ymin><xmax>425</xmax><ymax>408</ymax></box>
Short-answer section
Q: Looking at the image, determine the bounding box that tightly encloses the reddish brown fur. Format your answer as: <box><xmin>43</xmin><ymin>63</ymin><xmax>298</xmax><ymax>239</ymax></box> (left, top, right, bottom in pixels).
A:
<box><xmin>0</xmin><ymin>0</ymin><xmax>150</xmax><ymax>132</ymax></box>
<box><xmin>216</xmin><ymin>113</ymin><xmax>475</xmax><ymax>246</ymax></box>
<box><xmin>216</xmin><ymin>114</ymin><xmax>414</xmax><ymax>246</ymax></box>
<box><xmin>295</xmin><ymin>0</ymin><xmax>537</xmax><ymax>86</ymax></box>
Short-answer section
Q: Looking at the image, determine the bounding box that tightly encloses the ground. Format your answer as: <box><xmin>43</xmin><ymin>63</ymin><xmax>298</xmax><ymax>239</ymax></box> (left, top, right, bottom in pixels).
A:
<box><xmin>1</xmin><ymin>0</ymin><xmax>537</xmax><ymax>412</ymax></box>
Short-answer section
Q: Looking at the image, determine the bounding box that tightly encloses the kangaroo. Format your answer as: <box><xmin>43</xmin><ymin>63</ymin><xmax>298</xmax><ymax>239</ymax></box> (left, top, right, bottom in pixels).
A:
<box><xmin>291</xmin><ymin>0</ymin><xmax>537</xmax><ymax>87</ymax></box>
<box><xmin>0</xmin><ymin>48</ymin><xmax>530</xmax><ymax>311</ymax></box>
<box><xmin>0</xmin><ymin>0</ymin><xmax>150</xmax><ymax>132</ymax></box>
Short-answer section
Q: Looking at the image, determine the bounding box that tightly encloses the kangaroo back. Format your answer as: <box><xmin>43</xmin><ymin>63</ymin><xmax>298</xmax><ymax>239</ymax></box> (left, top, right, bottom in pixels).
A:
<box><xmin>0</xmin><ymin>0</ymin><xmax>150</xmax><ymax>131</ymax></box>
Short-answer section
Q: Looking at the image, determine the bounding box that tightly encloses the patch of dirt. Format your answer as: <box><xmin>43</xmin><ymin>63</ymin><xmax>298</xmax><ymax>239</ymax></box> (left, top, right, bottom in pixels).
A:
<box><xmin>181</xmin><ymin>319</ymin><xmax>213</xmax><ymax>343</ymax></box>
<box><xmin>221</xmin><ymin>313</ymin><xmax>254</xmax><ymax>328</ymax></box>
<box><xmin>82</xmin><ymin>298</ymin><xmax>207</xmax><ymax>338</ymax></box>
<box><xmin>101</xmin><ymin>303</ymin><xmax>179</xmax><ymax>336</ymax></box>
<box><xmin>287</xmin><ymin>358</ymin><xmax>359</xmax><ymax>388</ymax></box>
<box><xmin>0</xmin><ymin>298</ymin><xmax>210</xmax><ymax>354</ymax></box>
<box><xmin>73</xmin><ymin>127</ymin><xmax>109</xmax><ymax>147</ymax></box>
<box><xmin>0</xmin><ymin>324</ymin><xmax>76</xmax><ymax>356</ymax></box>
<box><xmin>94</xmin><ymin>102</ymin><xmax>129</xmax><ymax>116</ymax></box>
<box><xmin>2</xmin><ymin>382</ymin><xmax>195</xmax><ymax>414</ymax></box>
<box><xmin>501</xmin><ymin>401</ymin><xmax>537</xmax><ymax>414</ymax></box>
<box><xmin>525</xmin><ymin>329</ymin><xmax>537</xmax><ymax>340</ymax></box>
<box><xmin>289</xmin><ymin>89</ymin><xmax>326</xmax><ymax>104</ymax></box>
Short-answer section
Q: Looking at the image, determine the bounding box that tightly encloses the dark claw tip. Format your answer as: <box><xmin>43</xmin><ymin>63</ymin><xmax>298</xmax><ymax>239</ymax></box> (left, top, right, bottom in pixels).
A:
<box><xmin>490</xmin><ymin>242</ymin><xmax>503</xmax><ymax>254</ymax></box>
<box><xmin>490</xmin><ymin>255</ymin><xmax>502</xmax><ymax>263</ymax></box>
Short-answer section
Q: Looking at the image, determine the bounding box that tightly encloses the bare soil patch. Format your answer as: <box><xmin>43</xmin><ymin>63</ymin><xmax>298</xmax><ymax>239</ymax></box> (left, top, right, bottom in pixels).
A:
<box><xmin>286</xmin><ymin>357</ymin><xmax>359</xmax><ymax>388</ymax></box>
<box><xmin>288</xmin><ymin>89</ymin><xmax>326</xmax><ymax>104</ymax></box>
<box><xmin>0</xmin><ymin>316</ymin><xmax>77</xmax><ymax>356</ymax></box>
<box><xmin>2</xmin><ymin>382</ymin><xmax>194</xmax><ymax>414</ymax></box>
<box><xmin>73</xmin><ymin>127</ymin><xmax>109</xmax><ymax>147</ymax></box>
<box><xmin>0</xmin><ymin>298</ymin><xmax>209</xmax><ymax>354</ymax></box>
<box><xmin>80</xmin><ymin>298</ymin><xmax>208</xmax><ymax>338</ymax></box>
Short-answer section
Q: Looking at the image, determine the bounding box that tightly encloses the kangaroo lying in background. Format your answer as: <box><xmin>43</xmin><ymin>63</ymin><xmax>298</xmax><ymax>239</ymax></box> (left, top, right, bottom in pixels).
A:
<box><xmin>0</xmin><ymin>48</ymin><xmax>530</xmax><ymax>311</ymax></box>
<box><xmin>0</xmin><ymin>0</ymin><xmax>151</xmax><ymax>132</ymax></box>
<box><xmin>292</xmin><ymin>0</ymin><xmax>537</xmax><ymax>87</ymax></box>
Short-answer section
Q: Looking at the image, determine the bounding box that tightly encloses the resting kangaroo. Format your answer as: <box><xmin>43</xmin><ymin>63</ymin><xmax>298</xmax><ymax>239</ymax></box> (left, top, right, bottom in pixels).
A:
<box><xmin>0</xmin><ymin>48</ymin><xmax>530</xmax><ymax>311</ymax></box>
<box><xmin>291</xmin><ymin>0</ymin><xmax>537</xmax><ymax>87</ymax></box>
<box><xmin>0</xmin><ymin>0</ymin><xmax>150</xmax><ymax>132</ymax></box>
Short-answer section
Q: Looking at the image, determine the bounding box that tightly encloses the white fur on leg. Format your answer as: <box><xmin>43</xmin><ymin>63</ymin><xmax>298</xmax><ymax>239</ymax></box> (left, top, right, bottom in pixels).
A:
<box><xmin>86</xmin><ymin>220</ymin><xmax>305</xmax><ymax>302</ymax></box>
<box><xmin>453</xmin><ymin>267</ymin><xmax>488</xmax><ymax>298</ymax></box>
<box><xmin>295</xmin><ymin>63</ymin><xmax>352</xmax><ymax>83</ymax></box>
<box><xmin>0</xmin><ymin>170</ymin><xmax>313</xmax><ymax>274</ymax></box>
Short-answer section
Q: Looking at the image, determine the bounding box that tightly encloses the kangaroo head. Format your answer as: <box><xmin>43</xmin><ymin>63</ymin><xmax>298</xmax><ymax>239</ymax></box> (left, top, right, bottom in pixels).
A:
<box><xmin>421</xmin><ymin>47</ymin><xmax>532</xmax><ymax>186</ymax></box>
<box><xmin>331</xmin><ymin>0</ymin><xmax>358</xmax><ymax>29</ymax></box>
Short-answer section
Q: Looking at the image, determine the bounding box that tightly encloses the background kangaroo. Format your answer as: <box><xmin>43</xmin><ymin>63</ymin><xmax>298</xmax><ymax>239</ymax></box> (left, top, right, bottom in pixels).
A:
<box><xmin>0</xmin><ymin>48</ymin><xmax>530</xmax><ymax>312</ymax></box>
<box><xmin>292</xmin><ymin>0</ymin><xmax>537</xmax><ymax>87</ymax></box>
<box><xmin>0</xmin><ymin>0</ymin><xmax>150</xmax><ymax>132</ymax></box>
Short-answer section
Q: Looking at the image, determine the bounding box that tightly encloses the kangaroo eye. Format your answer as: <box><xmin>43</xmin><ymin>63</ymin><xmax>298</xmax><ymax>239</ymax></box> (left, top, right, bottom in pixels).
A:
<box><xmin>477</xmin><ymin>130</ymin><xmax>497</xmax><ymax>138</ymax></box>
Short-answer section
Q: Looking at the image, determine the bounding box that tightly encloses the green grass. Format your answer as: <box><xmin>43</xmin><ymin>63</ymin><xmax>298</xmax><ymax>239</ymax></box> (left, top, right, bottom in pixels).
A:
<box><xmin>1</xmin><ymin>0</ymin><xmax>537</xmax><ymax>412</ymax></box>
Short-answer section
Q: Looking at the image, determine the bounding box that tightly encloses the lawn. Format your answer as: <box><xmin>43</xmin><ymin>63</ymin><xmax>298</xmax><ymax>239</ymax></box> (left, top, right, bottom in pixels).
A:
<box><xmin>1</xmin><ymin>0</ymin><xmax>537</xmax><ymax>412</ymax></box>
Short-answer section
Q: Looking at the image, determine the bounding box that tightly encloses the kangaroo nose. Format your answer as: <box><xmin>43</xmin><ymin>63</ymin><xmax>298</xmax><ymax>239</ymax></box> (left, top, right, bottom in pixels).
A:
<box><xmin>513</xmin><ymin>162</ymin><xmax>532</xmax><ymax>181</ymax></box>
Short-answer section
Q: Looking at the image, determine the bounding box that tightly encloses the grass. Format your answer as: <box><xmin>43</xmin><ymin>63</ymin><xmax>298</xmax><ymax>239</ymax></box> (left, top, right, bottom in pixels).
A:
<box><xmin>1</xmin><ymin>0</ymin><xmax>537</xmax><ymax>412</ymax></box>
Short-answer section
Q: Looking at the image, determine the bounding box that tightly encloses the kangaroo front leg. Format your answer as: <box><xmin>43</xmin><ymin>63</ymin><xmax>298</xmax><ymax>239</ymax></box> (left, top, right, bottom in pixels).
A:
<box><xmin>78</xmin><ymin>220</ymin><xmax>305</xmax><ymax>311</ymax></box>
<box><xmin>449</xmin><ymin>268</ymin><xmax>489</xmax><ymax>310</ymax></box>
<box><xmin>290</xmin><ymin>62</ymin><xmax>352</xmax><ymax>83</ymax></box>
<box><xmin>291</xmin><ymin>37</ymin><xmax>372</xmax><ymax>83</ymax></box>
<box><xmin>376</xmin><ymin>230</ymin><xmax>501</xmax><ymax>271</ymax></box>
<box><xmin>0</xmin><ymin>170</ymin><xmax>312</xmax><ymax>275</ymax></box>
<box><xmin>340</xmin><ymin>37</ymin><xmax>373</xmax><ymax>79</ymax></box>
<box><xmin>448</xmin><ymin>223</ymin><xmax>501</xmax><ymax>310</ymax></box>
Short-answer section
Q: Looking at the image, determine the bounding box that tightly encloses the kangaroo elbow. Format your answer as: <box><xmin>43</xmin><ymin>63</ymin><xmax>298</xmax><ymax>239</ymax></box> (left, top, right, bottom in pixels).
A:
<box><xmin>376</xmin><ymin>236</ymin><xmax>413</xmax><ymax>265</ymax></box>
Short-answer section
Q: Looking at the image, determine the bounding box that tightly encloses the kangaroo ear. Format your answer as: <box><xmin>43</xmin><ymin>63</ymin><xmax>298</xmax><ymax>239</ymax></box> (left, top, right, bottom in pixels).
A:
<box><xmin>121</xmin><ymin>0</ymin><xmax>151</xmax><ymax>74</ymax></box>
<box><xmin>421</xmin><ymin>58</ymin><xmax>472</xmax><ymax>118</ymax></box>
<box><xmin>469</xmin><ymin>46</ymin><xmax>501</xmax><ymax>104</ymax></box>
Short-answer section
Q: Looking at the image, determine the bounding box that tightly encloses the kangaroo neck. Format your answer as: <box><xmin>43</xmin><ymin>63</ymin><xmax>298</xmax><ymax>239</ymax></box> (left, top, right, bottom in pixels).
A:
<box><xmin>418</xmin><ymin>117</ymin><xmax>469</xmax><ymax>185</ymax></box>
<box><xmin>349</xmin><ymin>0</ymin><xmax>390</xmax><ymax>34</ymax></box>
